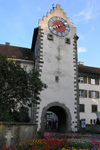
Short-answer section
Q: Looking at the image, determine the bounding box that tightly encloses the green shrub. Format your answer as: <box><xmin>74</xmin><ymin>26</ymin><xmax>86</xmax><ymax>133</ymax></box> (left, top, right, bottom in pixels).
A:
<box><xmin>0</xmin><ymin>109</ymin><xmax>14</xmax><ymax>122</ymax></box>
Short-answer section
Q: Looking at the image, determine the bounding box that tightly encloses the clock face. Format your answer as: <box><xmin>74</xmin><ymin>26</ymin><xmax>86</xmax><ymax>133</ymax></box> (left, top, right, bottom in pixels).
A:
<box><xmin>48</xmin><ymin>16</ymin><xmax>70</xmax><ymax>37</ymax></box>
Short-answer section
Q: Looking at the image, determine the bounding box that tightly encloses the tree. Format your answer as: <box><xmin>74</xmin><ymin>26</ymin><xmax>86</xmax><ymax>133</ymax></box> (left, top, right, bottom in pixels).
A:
<box><xmin>28</xmin><ymin>68</ymin><xmax>47</xmax><ymax>103</ymax></box>
<box><xmin>0</xmin><ymin>54</ymin><xmax>47</xmax><ymax>122</ymax></box>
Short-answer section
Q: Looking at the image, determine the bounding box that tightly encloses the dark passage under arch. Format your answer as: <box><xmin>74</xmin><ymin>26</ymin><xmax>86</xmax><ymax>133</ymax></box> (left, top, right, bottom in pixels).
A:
<box><xmin>44</xmin><ymin>106</ymin><xmax>67</xmax><ymax>132</ymax></box>
<box><xmin>40</xmin><ymin>102</ymin><xmax>72</xmax><ymax>132</ymax></box>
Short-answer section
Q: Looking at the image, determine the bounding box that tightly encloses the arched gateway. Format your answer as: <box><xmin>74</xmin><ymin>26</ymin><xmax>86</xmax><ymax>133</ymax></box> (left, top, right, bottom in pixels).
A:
<box><xmin>40</xmin><ymin>102</ymin><xmax>72</xmax><ymax>132</ymax></box>
<box><xmin>33</xmin><ymin>4</ymin><xmax>80</xmax><ymax>132</ymax></box>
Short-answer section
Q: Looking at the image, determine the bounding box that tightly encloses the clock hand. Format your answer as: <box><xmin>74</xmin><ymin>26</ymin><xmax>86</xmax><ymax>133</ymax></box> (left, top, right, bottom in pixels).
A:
<box><xmin>53</xmin><ymin>23</ymin><xmax>66</xmax><ymax>29</ymax></box>
<box><xmin>53</xmin><ymin>25</ymin><xmax>63</xmax><ymax>29</ymax></box>
<box><xmin>53</xmin><ymin>25</ymin><xmax>59</xmax><ymax>29</ymax></box>
<box><xmin>58</xmin><ymin>24</ymin><xmax>65</xmax><ymax>28</ymax></box>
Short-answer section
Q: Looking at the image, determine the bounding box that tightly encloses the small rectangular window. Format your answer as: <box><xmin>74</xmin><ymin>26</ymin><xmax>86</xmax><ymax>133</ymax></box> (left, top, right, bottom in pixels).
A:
<box><xmin>90</xmin><ymin>119</ymin><xmax>92</xmax><ymax>124</ymax></box>
<box><xmin>79</xmin><ymin>90</ymin><xmax>84</xmax><ymax>97</ymax></box>
<box><xmin>78</xmin><ymin>77</ymin><xmax>84</xmax><ymax>83</ymax></box>
<box><xmin>90</xmin><ymin>119</ymin><xmax>96</xmax><ymax>124</ymax></box>
<box><xmin>91</xmin><ymin>91</ymin><xmax>96</xmax><ymax>98</ymax></box>
<box><xmin>79</xmin><ymin>90</ymin><xmax>87</xmax><ymax>97</ymax></box>
<box><xmin>55</xmin><ymin>76</ymin><xmax>59</xmax><ymax>83</ymax></box>
<box><xmin>91</xmin><ymin>79</ymin><xmax>95</xmax><ymax>85</ymax></box>
<box><xmin>47</xmin><ymin>34</ymin><xmax>53</xmax><ymax>40</ymax></box>
<box><xmin>88</xmin><ymin>77</ymin><xmax>99</xmax><ymax>85</ymax></box>
<box><xmin>78</xmin><ymin>76</ymin><xmax>87</xmax><ymax>83</ymax></box>
<box><xmin>80</xmin><ymin>104</ymin><xmax>85</xmax><ymax>112</ymax></box>
<box><xmin>65</xmin><ymin>38</ymin><xmax>70</xmax><ymax>44</ymax></box>
<box><xmin>89</xmin><ymin>91</ymin><xmax>99</xmax><ymax>99</ymax></box>
<box><xmin>92</xmin><ymin>105</ymin><xmax>97</xmax><ymax>112</ymax></box>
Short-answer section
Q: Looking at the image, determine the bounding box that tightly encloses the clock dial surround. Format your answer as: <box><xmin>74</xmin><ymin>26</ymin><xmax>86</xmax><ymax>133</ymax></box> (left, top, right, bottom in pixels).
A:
<box><xmin>48</xmin><ymin>16</ymin><xmax>70</xmax><ymax>37</ymax></box>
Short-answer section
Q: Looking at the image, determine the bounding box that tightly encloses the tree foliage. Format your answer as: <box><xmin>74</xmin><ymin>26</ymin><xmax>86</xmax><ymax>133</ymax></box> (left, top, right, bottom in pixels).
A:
<box><xmin>0</xmin><ymin>54</ymin><xmax>47</xmax><ymax>122</ymax></box>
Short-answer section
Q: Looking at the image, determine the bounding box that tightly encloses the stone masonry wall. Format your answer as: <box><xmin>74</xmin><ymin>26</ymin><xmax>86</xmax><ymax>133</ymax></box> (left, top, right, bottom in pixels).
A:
<box><xmin>0</xmin><ymin>123</ymin><xmax>37</xmax><ymax>148</ymax></box>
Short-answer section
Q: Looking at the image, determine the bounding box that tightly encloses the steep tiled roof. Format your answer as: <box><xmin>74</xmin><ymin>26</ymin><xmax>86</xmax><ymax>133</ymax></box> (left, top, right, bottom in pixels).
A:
<box><xmin>0</xmin><ymin>43</ymin><xmax>34</xmax><ymax>61</ymax></box>
<box><xmin>78</xmin><ymin>65</ymin><xmax>100</xmax><ymax>75</ymax></box>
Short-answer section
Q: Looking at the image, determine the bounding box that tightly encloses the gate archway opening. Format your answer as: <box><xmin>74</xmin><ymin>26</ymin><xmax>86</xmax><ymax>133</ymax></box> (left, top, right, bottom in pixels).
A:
<box><xmin>40</xmin><ymin>102</ymin><xmax>72</xmax><ymax>132</ymax></box>
<box><xmin>44</xmin><ymin>106</ymin><xmax>67</xmax><ymax>132</ymax></box>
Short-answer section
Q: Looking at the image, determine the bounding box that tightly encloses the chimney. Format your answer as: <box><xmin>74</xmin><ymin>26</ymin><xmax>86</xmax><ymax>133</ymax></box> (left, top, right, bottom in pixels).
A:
<box><xmin>78</xmin><ymin>62</ymin><xmax>84</xmax><ymax>65</ymax></box>
<box><xmin>5</xmin><ymin>42</ymin><xmax>10</xmax><ymax>46</ymax></box>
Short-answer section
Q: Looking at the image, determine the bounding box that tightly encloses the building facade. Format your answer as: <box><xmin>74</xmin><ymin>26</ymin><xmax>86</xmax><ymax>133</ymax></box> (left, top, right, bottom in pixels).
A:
<box><xmin>0</xmin><ymin>4</ymin><xmax>100</xmax><ymax>132</ymax></box>
<box><xmin>78</xmin><ymin>62</ymin><xmax>100</xmax><ymax>125</ymax></box>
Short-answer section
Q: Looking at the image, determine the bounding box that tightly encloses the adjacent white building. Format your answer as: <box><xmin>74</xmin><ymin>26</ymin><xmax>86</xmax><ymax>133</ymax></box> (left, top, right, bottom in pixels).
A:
<box><xmin>78</xmin><ymin>62</ymin><xmax>100</xmax><ymax>125</ymax></box>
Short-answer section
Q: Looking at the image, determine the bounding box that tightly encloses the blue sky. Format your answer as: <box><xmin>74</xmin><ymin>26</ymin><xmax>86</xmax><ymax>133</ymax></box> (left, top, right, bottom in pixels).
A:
<box><xmin>0</xmin><ymin>0</ymin><xmax>100</xmax><ymax>68</ymax></box>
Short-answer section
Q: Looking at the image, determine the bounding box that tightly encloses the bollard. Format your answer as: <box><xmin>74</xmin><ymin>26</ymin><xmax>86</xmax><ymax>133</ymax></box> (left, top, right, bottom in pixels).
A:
<box><xmin>5</xmin><ymin>130</ymin><xmax>13</xmax><ymax>148</ymax></box>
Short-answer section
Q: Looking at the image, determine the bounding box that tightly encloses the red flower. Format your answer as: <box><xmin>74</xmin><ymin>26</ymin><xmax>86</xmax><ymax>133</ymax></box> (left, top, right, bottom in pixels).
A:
<box><xmin>2</xmin><ymin>145</ymin><xmax>5</xmax><ymax>150</ymax></box>
<box><xmin>12</xmin><ymin>146</ymin><xmax>15</xmax><ymax>150</ymax></box>
<box><xmin>32</xmin><ymin>147</ymin><xmax>37</xmax><ymax>150</ymax></box>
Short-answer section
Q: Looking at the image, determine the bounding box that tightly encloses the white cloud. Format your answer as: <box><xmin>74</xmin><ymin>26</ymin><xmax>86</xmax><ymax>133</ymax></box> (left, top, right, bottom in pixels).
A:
<box><xmin>78</xmin><ymin>47</ymin><xmax>87</xmax><ymax>53</ymax></box>
<box><xmin>73</xmin><ymin>0</ymin><xmax>100</xmax><ymax>22</ymax></box>
<box><xmin>37</xmin><ymin>7</ymin><xmax>42</xmax><ymax>11</ymax></box>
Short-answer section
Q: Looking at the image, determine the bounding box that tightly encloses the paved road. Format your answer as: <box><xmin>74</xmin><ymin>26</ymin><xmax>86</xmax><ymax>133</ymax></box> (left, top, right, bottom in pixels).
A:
<box><xmin>81</xmin><ymin>133</ymin><xmax>100</xmax><ymax>142</ymax></box>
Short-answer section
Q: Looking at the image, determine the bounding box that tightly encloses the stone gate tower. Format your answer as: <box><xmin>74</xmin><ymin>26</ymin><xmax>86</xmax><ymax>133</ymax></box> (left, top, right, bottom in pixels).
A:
<box><xmin>32</xmin><ymin>4</ymin><xmax>79</xmax><ymax>132</ymax></box>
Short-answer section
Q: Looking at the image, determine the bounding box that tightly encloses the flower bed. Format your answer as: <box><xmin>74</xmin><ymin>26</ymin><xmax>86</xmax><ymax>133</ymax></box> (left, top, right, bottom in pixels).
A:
<box><xmin>2</xmin><ymin>132</ymin><xmax>100</xmax><ymax>150</ymax></box>
<box><xmin>2</xmin><ymin>139</ymin><xmax>100</xmax><ymax>150</ymax></box>
<box><xmin>43</xmin><ymin>132</ymin><xmax>81</xmax><ymax>139</ymax></box>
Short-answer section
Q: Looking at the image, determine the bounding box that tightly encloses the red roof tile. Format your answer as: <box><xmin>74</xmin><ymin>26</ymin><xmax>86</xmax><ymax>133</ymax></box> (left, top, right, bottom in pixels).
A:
<box><xmin>0</xmin><ymin>44</ymin><xmax>34</xmax><ymax>61</ymax></box>
<box><xmin>78</xmin><ymin>65</ymin><xmax>100</xmax><ymax>75</ymax></box>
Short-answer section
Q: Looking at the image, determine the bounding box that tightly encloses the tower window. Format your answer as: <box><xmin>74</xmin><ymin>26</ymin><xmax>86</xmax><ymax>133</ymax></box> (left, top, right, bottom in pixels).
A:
<box><xmin>65</xmin><ymin>38</ymin><xmax>70</xmax><ymax>44</ymax></box>
<box><xmin>55</xmin><ymin>76</ymin><xmax>59</xmax><ymax>83</ymax></box>
<box><xmin>47</xmin><ymin>34</ymin><xmax>53</xmax><ymax>41</ymax></box>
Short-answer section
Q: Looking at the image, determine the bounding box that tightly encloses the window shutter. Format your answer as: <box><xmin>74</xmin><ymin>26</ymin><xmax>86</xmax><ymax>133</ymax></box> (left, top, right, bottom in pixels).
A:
<box><xmin>96</xmin><ymin>79</ymin><xmax>99</xmax><ymax>85</ymax></box>
<box><xmin>88</xmin><ymin>77</ymin><xmax>91</xmax><ymax>84</ymax></box>
<box><xmin>84</xmin><ymin>76</ymin><xmax>87</xmax><ymax>83</ymax></box>
<box><xmin>89</xmin><ymin>91</ymin><xmax>91</xmax><ymax>98</ymax></box>
<box><xmin>84</xmin><ymin>90</ymin><xmax>87</xmax><ymax>97</ymax></box>
<box><xmin>97</xmin><ymin>91</ymin><xmax>99</xmax><ymax>98</ymax></box>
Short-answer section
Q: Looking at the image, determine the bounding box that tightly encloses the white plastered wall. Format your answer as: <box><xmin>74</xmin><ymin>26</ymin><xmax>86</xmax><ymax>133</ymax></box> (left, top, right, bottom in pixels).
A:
<box><xmin>79</xmin><ymin>79</ymin><xmax>100</xmax><ymax>124</ymax></box>
<box><xmin>37</xmin><ymin>5</ymin><xmax>78</xmax><ymax>132</ymax></box>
